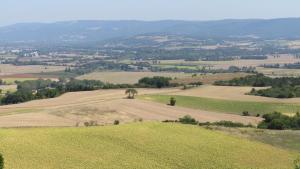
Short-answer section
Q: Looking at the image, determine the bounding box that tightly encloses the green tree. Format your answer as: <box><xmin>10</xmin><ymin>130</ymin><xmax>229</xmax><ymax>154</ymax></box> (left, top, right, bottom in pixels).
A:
<box><xmin>125</xmin><ymin>89</ymin><xmax>138</xmax><ymax>99</ymax></box>
<box><xmin>169</xmin><ymin>97</ymin><xmax>176</xmax><ymax>106</ymax></box>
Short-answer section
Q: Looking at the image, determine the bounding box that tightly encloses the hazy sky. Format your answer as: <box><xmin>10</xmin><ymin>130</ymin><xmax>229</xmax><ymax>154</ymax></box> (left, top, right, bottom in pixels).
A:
<box><xmin>0</xmin><ymin>0</ymin><xmax>300</xmax><ymax>26</ymax></box>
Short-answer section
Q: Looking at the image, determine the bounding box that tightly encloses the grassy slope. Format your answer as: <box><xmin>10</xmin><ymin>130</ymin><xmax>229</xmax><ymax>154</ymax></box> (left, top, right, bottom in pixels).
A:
<box><xmin>211</xmin><ymin>127</ymin><xmax>300</xmax><ymax>152</ymax></box>
<box><xmin>140</xmin><ymin>95</ymin><xmax>300</xmax><ymax>115</ymax></box>
<box><xmin>240</xmin><ymin>130</ymin><xmax>300</xmax><ymax>152</ymax></box>
<box><xmin>0</xmin><ymin>123</ymin><xmax>296</xmax><ymax>169</ymax></box>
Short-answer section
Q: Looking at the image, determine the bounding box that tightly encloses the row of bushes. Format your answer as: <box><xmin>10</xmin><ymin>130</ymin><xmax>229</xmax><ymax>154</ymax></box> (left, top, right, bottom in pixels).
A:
<box><xmin>249</xmin><ymin>86</ymin><xmax>300</xmax><ymax>98</ymax></box>
<box><xmin>215</xmin><ymin>73</ymin><xmax>300</xmax><ymax>88</ymax></box>
<box><xmin>258</xmin><ymin>112</ymin><xmax>300</xmax><ymax>130</ymax></box>
<box><xmin>137</xmin><ymin>76</ymin><xmax>175</xmax><ymax>88</ymax></box>
<box><xmin>163</xmin><ymin>115</ymin><xmax>253</xmax><ymax>128</ymax></box>
<box><xmin>214</xmin><ymin>74</ymin><xmax>273</xmax><ymax>87</ymax></box>
<box><xmin>164</xmin><ymin>112</ymin><xmax>300</xmax><ymax>130</ymax></box>
<box><xmin>215</xmin><ymin>73</ymin><xmax>300</xmax><ymax>98</ymax></box>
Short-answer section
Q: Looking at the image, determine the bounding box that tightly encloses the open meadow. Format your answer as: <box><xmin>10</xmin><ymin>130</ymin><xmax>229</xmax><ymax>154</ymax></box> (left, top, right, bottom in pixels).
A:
<box><xmin>0</xmin><ymin>122</ymin><xmax>296</xmax><ymax>169</ymax></box>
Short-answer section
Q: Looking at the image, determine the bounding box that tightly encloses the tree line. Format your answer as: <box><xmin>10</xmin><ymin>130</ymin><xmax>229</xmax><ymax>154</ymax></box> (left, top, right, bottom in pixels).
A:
<box><xmin>215</xmin><ymin>74</ymin><xmax>300</xmax><ymax>98</ymax></box>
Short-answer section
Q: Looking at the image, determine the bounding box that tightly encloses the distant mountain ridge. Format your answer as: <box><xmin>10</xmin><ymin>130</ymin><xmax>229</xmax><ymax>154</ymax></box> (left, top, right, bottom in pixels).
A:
<box><xmin>0</xmin><ymin>18</ymin><xmax>300</xmax><ymax>44</ymax></box>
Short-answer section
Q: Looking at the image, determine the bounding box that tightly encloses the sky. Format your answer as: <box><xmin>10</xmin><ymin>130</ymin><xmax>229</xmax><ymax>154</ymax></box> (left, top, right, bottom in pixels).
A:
<box><xmin>0</xmin><ymin>0</ymin><xmax>300</xmax><ymax>26</ymax></box>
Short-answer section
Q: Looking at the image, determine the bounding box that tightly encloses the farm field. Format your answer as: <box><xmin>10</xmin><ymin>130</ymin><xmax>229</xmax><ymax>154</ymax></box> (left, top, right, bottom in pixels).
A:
<box><xmin>77</xmin><ymin>71</ymin><xmax>191</xmax><ymax>84</ymax></box>
<box><xmin>158</xmin><ymin>55</ymin><xmax>300</xmax><ymax>69</ymax></box>
<box><xmin>0</xmin><ymin>122</ymin><xmax>296</xmax><ymax>169</ymax></box>
<box><xmin>175</xmin><ymin>85</ymin><xmax>300</xmax><ymax>103</ymax></box>
<box><xmin>0</xmin><ymin>88</ymin><xmax>260</xmax><ymax>127</ymax></box>
<box><xmin>0</xmin><ymin>64</ymin><xmax>65</xmax><ymax>76</ymax></box>
<box><xmin>140</xmin><ymin>94</ymin><xmax>300</xmax><ymax>115</ymax></box>
<box><xmin>257</xmin><ymin>67</ymin><xmax>300</xmax><ymax>77</ymax></box>
<box><xmin>171</xmin><ymin>73</ymin><xmax>249</xmax><ymax>84</ymax></box>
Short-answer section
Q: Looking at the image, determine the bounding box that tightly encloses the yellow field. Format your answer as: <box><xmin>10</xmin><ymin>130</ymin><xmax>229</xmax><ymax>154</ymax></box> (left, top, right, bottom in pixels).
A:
<box><xmin>77</xmin><ymin>71</ymin><xmax>191</xmax><ymax>84</ymax></box>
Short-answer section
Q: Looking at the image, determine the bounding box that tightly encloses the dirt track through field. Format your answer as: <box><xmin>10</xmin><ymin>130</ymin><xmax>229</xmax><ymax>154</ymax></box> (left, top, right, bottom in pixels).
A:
<box><xmin>0</xmin><ymin>88</ymin><xmax>261</xmax><ymax>127</ymax></box>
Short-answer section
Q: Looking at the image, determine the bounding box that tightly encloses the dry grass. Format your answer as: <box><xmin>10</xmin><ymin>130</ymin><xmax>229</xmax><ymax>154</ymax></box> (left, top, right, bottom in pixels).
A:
<box><xmin>77</xmin><ymin>71</ymin><xmax>191</xmax><ymax>84</ymax></box>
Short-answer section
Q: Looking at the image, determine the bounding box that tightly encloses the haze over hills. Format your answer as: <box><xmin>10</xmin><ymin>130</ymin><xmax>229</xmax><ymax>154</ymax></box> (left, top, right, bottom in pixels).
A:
<box><xmin>0</xmin><ymin>18</ymin><xmax>300</xmax><ymax>44</ymax></box>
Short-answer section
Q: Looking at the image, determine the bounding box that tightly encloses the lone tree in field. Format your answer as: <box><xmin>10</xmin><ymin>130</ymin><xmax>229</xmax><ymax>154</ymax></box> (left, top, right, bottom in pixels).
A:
<box><xmin>125</xmin><ymin>88</ymin><xmax>138</xmax><ymax>99</ymax></box>
<box><xmin>169</xmin><ymin>97</ymin><xmax>176</xmax><ymax>106</ymax></box>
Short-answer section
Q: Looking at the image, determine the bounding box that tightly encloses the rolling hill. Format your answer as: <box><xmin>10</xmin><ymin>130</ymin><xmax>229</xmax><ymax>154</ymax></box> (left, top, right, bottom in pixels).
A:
<box><xmin>1</xmin><ymin>18</ymin><xmax>300</xmax><ymax>44</ymax></box>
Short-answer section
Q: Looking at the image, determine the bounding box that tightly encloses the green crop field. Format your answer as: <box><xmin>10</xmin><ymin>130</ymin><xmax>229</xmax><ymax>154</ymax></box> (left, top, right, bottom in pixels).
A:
<box><xmin>0</xmin><ymin>123</ymin><xmax>296</xmax><ymax>169</ymax></box>
<box><xmin>140</xmin><ymin>95</ymin><xmax>300</xmax><ymax>115</ymax></box>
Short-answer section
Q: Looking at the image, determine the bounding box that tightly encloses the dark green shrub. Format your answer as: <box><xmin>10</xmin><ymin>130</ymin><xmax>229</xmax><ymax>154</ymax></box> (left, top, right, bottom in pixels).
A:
<box><xmin>268</xmin><ymin>119</ymin><xmax>285</xmax><ymax>130</ymax></box>
<box><xmin>242</xmin><ymin>111</ymin><xmax>250</xmax><ymax>116</ymax></box>
<box><xmin>114</xmin><ymin>120</ymin><xmax>120</xmax><ymax>125</ymax></box>
<box><xmin>258</xmin><ymin>112</ymin><xmax>300</xmax><ymax>130</ymax></box>
<box><xmin>179</xmin><ymin>115</ymin><xmax>198</xmax><ymax>125</ymax></box>
<box><xmin>138</xmin><ymin>76</ymin><xmax>172</xmax><ymax>88</ymax></box>
<box><xmin>199</xmin><ymin>121</ymin><xmax>253</xmax><ymax>128</ymax></box>
<box><xmin>84</xmin><ymin>120</ymin><xmax>98</xmax><ymax>127</ymax></box>
<box><xmin>169</xmin><ymin>97</ymin><xmax>176</xmax><ymax>106</ymax></box>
